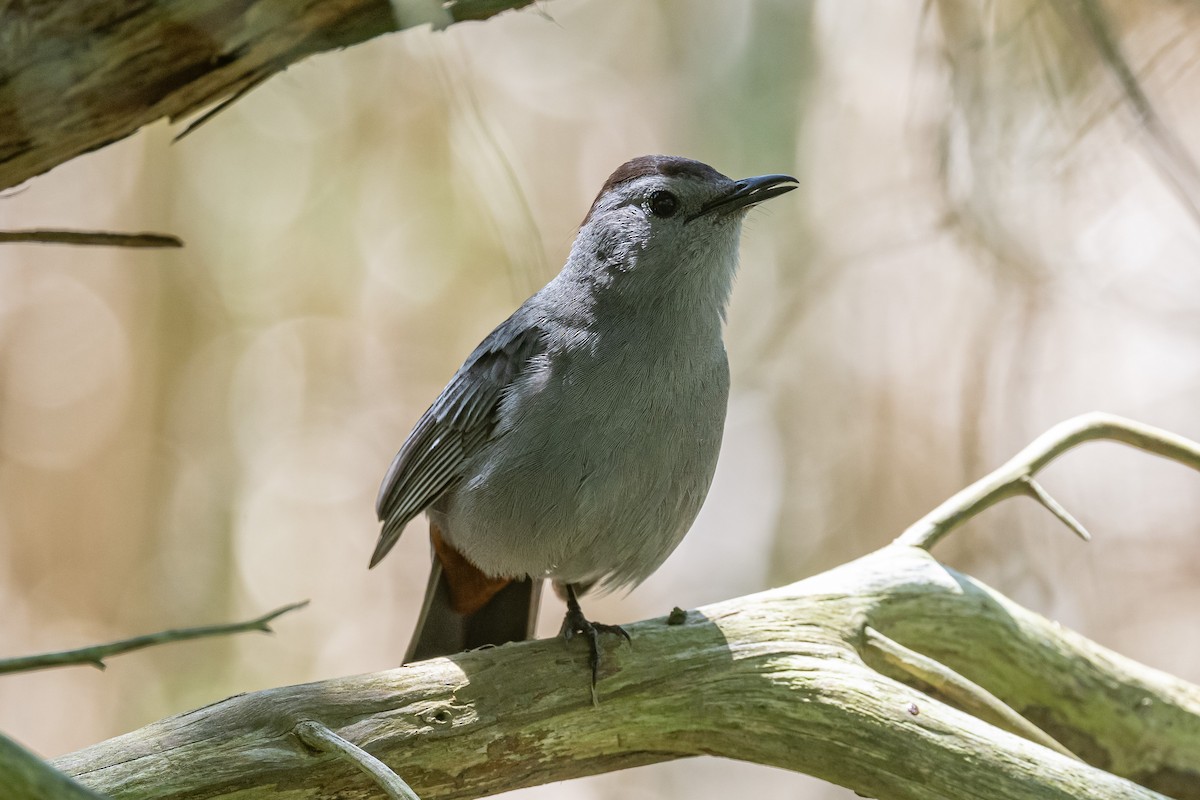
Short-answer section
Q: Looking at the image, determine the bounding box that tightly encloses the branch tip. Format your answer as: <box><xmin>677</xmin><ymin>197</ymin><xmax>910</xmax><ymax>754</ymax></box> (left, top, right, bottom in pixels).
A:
<box><xmin>1021</xmin><ymin>477</ymin><xmax>1092</xmax><ymax>542</ymax></box>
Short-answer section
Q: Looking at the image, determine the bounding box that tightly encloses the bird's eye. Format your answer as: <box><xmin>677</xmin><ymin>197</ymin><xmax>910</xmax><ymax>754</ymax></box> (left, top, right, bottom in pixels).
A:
<box><xmin>648</xmin><ymin>190</ymin><xmax>679</xmax><ymax>218</ymax></box>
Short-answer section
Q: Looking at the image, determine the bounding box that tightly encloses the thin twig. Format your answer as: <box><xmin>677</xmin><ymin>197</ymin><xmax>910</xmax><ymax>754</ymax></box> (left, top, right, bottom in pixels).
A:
<box><xmin>173</xmin><ymin>75</ymin><xmax>270</xmax><ymax>142</ymax></box>
<box><xmin>0</xmin><ymin>230</ymin><xmax>183</xmax><ymax>248</ymax></box>
<box><xmin>862</xmin><ymin>627</ymin><xmax>1078</xmax><ymax>760</ymax></box>
<box><xmin>295</xmin><ymin>721</ymin><xmax>422</xmax><ymax>800</ymax></box>
<box><xmin>896</xmin><ymin>412</ymin><xmax>1200</xmax><ymax>550</ymax></box>
<box><xmin>1021</xmin><ymin>477</ymin><xmax>1092</xmax><ymax>542</ymax></box>
<box><xmin>0</xmin><ymin>601</ymin><xmax>309</xmax><ymax>675</ymax></box>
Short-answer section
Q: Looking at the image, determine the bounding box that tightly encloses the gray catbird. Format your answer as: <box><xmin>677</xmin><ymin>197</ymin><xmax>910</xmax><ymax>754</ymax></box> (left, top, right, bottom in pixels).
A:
<box><xmin>372</xmin><ymin>155</ymin><xmax>797</xmax><ymax>686</ymax></box>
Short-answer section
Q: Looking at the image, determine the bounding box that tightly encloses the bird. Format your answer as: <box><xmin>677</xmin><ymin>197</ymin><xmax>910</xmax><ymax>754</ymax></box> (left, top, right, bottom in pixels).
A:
<box><xmin>372</xmin><ymin>155</ymin><xmax>797</xmax><ymax>690</ymax></box>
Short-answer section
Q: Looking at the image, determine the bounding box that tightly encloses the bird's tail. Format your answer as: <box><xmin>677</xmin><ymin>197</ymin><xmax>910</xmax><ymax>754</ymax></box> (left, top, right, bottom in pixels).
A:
<box><xmin>404</xmin><ymin>557</ymin><xmax>543</xmax><ymax>663</ymax></box>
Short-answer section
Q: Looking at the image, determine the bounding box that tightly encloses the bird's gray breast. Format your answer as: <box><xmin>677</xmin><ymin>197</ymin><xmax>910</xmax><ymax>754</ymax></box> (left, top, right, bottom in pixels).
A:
<box><xmin>434</xmin><ymin>319</ymin><xmax>730</xmax><ymax>590</ymax></box>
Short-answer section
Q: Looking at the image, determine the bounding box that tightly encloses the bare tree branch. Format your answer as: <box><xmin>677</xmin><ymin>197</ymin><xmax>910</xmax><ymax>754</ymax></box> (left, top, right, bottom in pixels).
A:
<box><xmin>896</xmin><ymin>412</ymin><xmax>1200</xmax><ymax>550</ymax></box>
<box><xmin>1020</xmin><ymin>476</ymin><xmax>1092</xmax><ymax>543</ymax></box>
<box><xmin>51</xmin><ymin>545</ymin><xmax>1196</xmax><ymax>799</ymax></box>
<box><xmin>0</xmin><ymin>0</ymin><xmax>539</xmax><ymax>190</ymax></box>
<box><xmin>0</xmin><ymin>601</ymin><xmax>309</xmax><ymax>675</ymax></box>
<box><xmin>46</xmin><ymin>414</ymin><xmax>1200</xmax><ymax>799</ymax></box>
<box><xmin>0</xmin><ymin>230</ymin><xmax>183</xmax><ymax>248</ymax></box>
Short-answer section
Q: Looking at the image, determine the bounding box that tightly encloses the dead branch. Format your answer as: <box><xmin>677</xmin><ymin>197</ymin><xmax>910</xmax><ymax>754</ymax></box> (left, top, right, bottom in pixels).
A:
<box><xmin>0</xmin><ymin>0</ymin><xmax>538</xmax><ymax>190</ymax></box>
<box><xmin>50</xmin><ymin>415</ymin><xmax>1200</xmax><ymax>799</ymax></box>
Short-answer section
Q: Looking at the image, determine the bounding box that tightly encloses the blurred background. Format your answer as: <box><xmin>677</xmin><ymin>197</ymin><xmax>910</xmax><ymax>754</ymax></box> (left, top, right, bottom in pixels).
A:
<box><xmin>2</xmin><ymin>0</ymin><xmax>1200</xmax><ymax>797</ymax></box>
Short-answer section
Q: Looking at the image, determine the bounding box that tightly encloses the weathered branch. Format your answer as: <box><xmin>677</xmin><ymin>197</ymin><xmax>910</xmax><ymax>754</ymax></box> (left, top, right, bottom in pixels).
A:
<box><xmin>40</xmin><ymin>415</ymin><xmax>1200</xmax><ymax>799</ymax></box>
<box><xmin>0</xmin><ymin>601</ymin><xmax>308</xmax><ymax>675</ymax></box>
<box><xmin>0</xmin><ymin>0</ymin><xmax>539</xmax><ymax>190</ymax></box>
<box><xmin>53</xmin><ymin>544</ymin><xmax>1199</xmax><ymax>800</ymax></box>
<box><xmin>896</xmin><ymin>412</ymin><xmax>1200</xmax><ymax>549</ymax></box>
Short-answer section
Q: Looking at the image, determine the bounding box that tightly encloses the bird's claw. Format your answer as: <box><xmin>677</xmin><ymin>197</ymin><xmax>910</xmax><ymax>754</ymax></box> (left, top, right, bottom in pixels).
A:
<box><xmin>559</xmin><ymin>606</ymin><xmax>629</xmax><ymax>700</ymax></box>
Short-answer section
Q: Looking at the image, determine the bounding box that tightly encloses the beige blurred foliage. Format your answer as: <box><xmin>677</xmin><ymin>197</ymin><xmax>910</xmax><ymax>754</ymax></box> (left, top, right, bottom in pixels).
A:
<box><xmin>2</xmin><ymin>1</ymin><xmax>1200</xmax><ymax>798</ymax></box>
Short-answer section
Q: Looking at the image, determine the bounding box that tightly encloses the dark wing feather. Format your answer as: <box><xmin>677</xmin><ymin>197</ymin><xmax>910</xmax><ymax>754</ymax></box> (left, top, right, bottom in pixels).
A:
<box><xmin>370</xmin><ymin>321</ymin><xmax>545</xmax><ymax>567</ymax></box>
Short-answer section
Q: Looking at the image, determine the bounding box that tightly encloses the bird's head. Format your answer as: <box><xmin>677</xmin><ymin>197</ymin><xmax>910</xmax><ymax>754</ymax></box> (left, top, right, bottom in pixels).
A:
<box><xmin>566</xmin><ymin>155</ymin><xmax>797</xmax><ymax>315</ymax></box>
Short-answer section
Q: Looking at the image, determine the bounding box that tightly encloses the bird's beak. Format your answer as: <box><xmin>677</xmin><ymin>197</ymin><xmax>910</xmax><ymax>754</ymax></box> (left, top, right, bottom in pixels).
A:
<box><xmin>689</xmin><ymin>173</ymin><xmax>799</xmax><ymax>222</ymax></box>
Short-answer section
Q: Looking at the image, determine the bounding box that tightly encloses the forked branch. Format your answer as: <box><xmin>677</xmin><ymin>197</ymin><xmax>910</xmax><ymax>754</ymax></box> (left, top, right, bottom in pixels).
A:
<box><xmin>26</xmin><ymin>414</ymin><xmax>1200</xmax><ymax>799</ymax></box>
<box><xmin>895</xmin><ymin>412</ymin><xmax>1200</xmax><ymax>550</ymax></box>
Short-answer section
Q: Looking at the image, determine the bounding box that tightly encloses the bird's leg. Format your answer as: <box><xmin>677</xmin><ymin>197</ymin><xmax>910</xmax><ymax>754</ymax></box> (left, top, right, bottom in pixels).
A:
<box><xmin>558</xmin><ymin>583</ymin><xmax>630</xmax><ymax>700</ymax></box>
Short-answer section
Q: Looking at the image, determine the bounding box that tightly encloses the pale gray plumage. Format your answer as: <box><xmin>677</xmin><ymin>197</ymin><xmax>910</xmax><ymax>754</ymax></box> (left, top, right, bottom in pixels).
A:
<box><xmin>373</xmin><ymin>155</ymin><xmax>797</xmax><ymax>663</ymax></box>
<box><xmin>373</xmin><ymin>322</ymin><xmax>546</xmax><ymax>557</ymax></box>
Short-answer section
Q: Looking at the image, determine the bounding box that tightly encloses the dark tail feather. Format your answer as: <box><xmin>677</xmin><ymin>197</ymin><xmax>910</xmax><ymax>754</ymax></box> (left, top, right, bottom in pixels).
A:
<box><xmin>404</xmin><ymin>561</ymin><xmax>543</xmax><ymax>663</ymax></box>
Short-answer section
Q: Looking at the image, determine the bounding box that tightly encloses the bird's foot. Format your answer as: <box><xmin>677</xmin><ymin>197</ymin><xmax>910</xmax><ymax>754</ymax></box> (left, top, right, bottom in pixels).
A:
<box><xmin>559</xmin><ymin>586</ymin><xmax>630</xmax><ymax>704</ymax></box>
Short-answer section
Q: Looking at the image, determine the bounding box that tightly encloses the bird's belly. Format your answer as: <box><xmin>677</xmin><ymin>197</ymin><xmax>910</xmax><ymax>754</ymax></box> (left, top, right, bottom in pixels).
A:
<box><xmin>436</xmin><ymin>353</ymin><xmax>728</xmax><ymax>590</ymax></box>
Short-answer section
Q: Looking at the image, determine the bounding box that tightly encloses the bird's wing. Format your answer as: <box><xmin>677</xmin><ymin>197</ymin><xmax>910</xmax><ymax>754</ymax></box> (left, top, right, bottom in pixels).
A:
<box><xmin>370</xmin><ymin>320</ymin><xmax>546</xmax><ymax>567</ymax></box>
